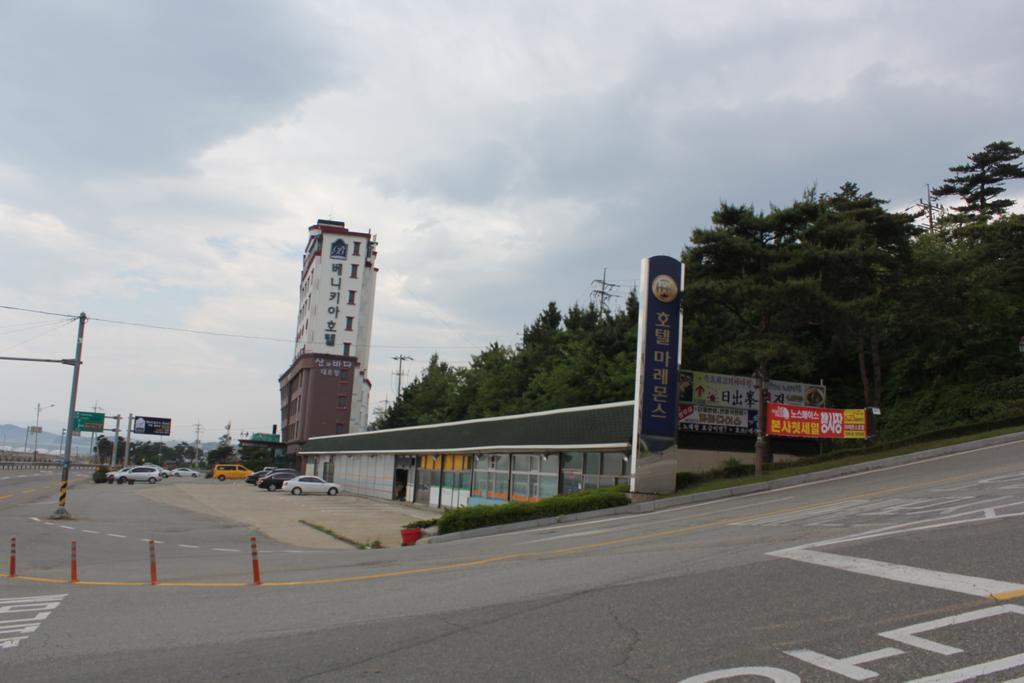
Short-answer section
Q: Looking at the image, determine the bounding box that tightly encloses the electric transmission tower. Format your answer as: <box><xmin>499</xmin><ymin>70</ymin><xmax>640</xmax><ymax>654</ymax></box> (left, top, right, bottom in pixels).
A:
<box><xmin>590</xmin><ymin>267</ymin><xmax>620</xmax><ymax>316</ymax></box>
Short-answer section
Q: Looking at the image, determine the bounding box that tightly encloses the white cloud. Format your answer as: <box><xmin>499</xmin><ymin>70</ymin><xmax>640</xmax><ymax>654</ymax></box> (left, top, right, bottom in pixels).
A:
<box><xmin>2</xmin><ymin>0</ymin><xmax>1023</xmax><ymax>438</ymax></box>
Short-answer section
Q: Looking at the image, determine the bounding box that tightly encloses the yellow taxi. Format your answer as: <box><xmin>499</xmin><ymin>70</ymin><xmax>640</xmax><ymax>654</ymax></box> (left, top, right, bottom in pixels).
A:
<box><xmin>211</xmin><ymin>464</ymin><xmax>253</xmax><ymax>481</ymax></box>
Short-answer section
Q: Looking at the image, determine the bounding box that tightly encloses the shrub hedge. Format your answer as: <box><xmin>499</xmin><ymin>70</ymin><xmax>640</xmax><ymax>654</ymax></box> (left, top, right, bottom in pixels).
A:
<box><xmin>437</xmin><ymin>486</ymin><xmax>630</xmax><ymax>534</ymax></box>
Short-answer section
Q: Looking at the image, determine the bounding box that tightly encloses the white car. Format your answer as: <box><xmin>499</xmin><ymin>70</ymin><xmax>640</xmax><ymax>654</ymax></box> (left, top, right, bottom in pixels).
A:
<box><xmin>171</xmin><ymin>467</ymin><xmax>201</xmax><ymax>478</ymax></box>
<box><xmin>106</xmin><ymin>467</ymin><xmax>132</xmax><ymax>483</ymax></box>
<box><xmin>141</xmin><ymin>463</ymin><xmax>171</xmax><ymax>478</ymax></box>
<box><xmin>281</xmin><ymin>476</ymin><xmax>339</xmax><ymax>496</ymax></box>
<box><xmin>114</xmin><ymin>466</ymin><xmax>163</xmax><ymax>484</ymax></box>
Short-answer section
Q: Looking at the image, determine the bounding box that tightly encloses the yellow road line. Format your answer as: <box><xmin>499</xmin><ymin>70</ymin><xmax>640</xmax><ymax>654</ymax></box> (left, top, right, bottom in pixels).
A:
<box><xmin>73</xmin><ymin>580</ymin><xmax>149</xmax><ymax>587</ymax></box>
<box><xmin>993</xmin><ymin>588</ymin><xmax>1024</xmax><ymax>601</ymax></box>
<box><xmin>158</xmin><ymin>581</ymin><xmax>249</xmax><ymax>587</ymax></box>
<box><xmin>8</xmin><ymin>575</ymin><xmax>67</xmax><ymax>584</ymax></box>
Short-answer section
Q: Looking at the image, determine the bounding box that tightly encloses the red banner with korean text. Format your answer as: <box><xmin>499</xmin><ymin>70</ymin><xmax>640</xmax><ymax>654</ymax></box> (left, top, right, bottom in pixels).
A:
<box><xmin>766</xmin><ymin>403</ymin><xmax>867</xmax><ymax>440</ymax></box>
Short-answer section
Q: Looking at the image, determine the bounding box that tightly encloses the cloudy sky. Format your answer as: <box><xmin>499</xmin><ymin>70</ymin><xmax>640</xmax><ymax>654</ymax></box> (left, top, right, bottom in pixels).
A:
<box><xmin>1</xmin><ymin>0</ymin><xmax>1021</xmax><ymax>444</ymax></box>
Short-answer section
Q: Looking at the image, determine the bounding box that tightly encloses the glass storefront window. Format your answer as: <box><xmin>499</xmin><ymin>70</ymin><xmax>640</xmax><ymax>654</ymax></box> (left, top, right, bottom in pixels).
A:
<box><xmin>562</xmin><ymin>452</ymin><xmax>583</xmax><ymax>470</ymax></box>
<box><xmin>584</xmin><ymin>453</ymin><xmax>601</xmax><ymax>475</ymax></box>
<box><xmin>540</xmin><ymin>454</ymin><xmax>559</xmax><ymax>474</ymax></box>
<box><xmin>513</xmin><ymin>454</ymin><xmax>534</xmax><ymax>471</ymax></box>
<box><xmin>539</xmin><ymin>475</ymin><xmax>558</xmax><ymax>498</ymax></box>
<box><xmin>511</xmin><ymin>473</ymin><xmax>530</xmax><ymax>501</ymax></box>
<box><xmin>602</xmin><ymin>452</ymin><xmax>626</xmax><ymax>477</ymax></box>
<box><xmin>493</xmin><ymin>454</ymin><xmax>510</xmax><ymax>471</ymax></box>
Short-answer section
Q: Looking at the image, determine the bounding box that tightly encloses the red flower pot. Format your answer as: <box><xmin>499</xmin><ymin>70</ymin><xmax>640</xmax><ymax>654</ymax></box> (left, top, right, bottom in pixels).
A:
<box><xmin>400</xmin><ymin>528</ymin><xmax>422</xmax><ymax>546</ymax></box>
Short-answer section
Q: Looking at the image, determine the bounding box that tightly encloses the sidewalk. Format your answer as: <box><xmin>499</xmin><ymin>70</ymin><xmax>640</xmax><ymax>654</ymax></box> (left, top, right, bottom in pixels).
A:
<box><xmin>138</xmin><ymin>479</ymin><xmax>437</xmax><ymax>549</ymax></box>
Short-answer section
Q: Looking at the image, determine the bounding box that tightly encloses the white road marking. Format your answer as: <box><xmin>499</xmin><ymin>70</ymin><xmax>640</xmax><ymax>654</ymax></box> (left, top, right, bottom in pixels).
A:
<box><xmin>768</xmin><ymin>546</ymin><xmax>1024</xmax><ymax>597</ymax></box>
<box><xmin>29</xmin><ymin>517</ymin><xmax>39</xmax><ymax>522</ymax></box>
<box><xmin>785</xmin><ymin>647</ymin><xmax>904</xmax><ymax>681</ymax></box>
<box><xmin>880</xmin><ymin>604</ymin><xmax>1024</xmax><ymax>655</ymax></box>
<box><xmin>212</xmin><ymin>548</ymin><xmax>240</xmax><ymax>552</ymax></box>
<box><xmin>80</xmin><ymin>530</ymin><xmax>98</xmax><ymax>534</ymax></box>
<box><xmin>904</xmin><ymin>653</ymin><xmax>1024</xmax><ymax>682</ymax></box>
<box><xmin>106</xmin><ymin>533</ymin><xmax>126</xmax><ymax>538</ymax></box>
<box><xmin>177</xmin><ymin>544</ymin><xmax>199</xmax><ymax>549</ymax></box>
<box><xmin>0</xmin><ymin>593</ymin><xmax>67</xmax><ymax>650</ymax></box>
<box><xmin>59</xmin><ymin>525</ymin><xmax>74</xmax><ymax>530</ymax></box>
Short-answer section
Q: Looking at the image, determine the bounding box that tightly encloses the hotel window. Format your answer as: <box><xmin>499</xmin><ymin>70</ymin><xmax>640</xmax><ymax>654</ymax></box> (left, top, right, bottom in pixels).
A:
<box><xmin>335</xmin><ymin>423</ymin><xmax>345</xmax><ymax>434</ymax></box>
<box><xmin>347</xmin><ymin>290</ymin><xmax>356</xmax><ymax>305</ymax></box>
<box><xmin>353</xmin><ymin>242</ymin><xmax>361</xmax><ymax>256</ymax></box>
<box><xmin>343</xmin><ymin>342</ymin><xmax>351</xmax><ymax>356</ymax></box>
<box><xmin>345</xmin><ymin>316</ymin><xmax>354</xmax><ymax>331</ymax></box>
<box><xmin>350</xmin><ymin>264</ymin><xmax>359</xmax><ymax>278</ymax></box>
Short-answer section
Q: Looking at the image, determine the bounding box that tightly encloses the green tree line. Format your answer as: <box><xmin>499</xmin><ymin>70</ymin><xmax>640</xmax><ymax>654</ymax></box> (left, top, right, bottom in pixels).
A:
<box><xmin>375</xmin><ymin>141</ymin><xmax>1024</xmax><ymax>442</ymax></box>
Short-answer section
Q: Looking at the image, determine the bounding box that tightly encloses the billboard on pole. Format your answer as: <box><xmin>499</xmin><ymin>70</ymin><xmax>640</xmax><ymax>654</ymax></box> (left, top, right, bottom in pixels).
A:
<box><xmin>131</xmin><ymin>416</ymin><xmax>172</xmax><ymax>436</ymax></box>
<box><xmin>679</xmin><ymin>371</ymin><xmax>825</xmax><ymax>435</ymax></box>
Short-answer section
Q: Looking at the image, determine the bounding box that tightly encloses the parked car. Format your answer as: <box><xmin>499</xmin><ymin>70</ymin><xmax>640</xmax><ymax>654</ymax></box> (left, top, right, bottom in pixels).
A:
<box><xmin>171</xmin><ymin>467</ymin><xmax>201</xmax><ymax>478</ymax></box>
<box><xmin>113</xmin><ymin>466</ymin><xmax>163</xmax><ymax>485</ymax></box>
<box><xmin>245</xmin><ymin>467</ymin><xmax>275</xmax><ymax>485</ymax></box>
<box><xmin>256</xmin><ymin>470</ymin><xmax>298</xmax><ymax>491</ymax></box>
<box><xmin>106</xmin><ymin>467</ymin><xmax>132</xmax><ymax>483</ymax></box>
<box><xmin>211</xmin><ymin>464</ymin><xmax>254</xmax><ymax>481</ymax></box>
<box><xmin>140</xmin><ymin>463</ymin><xmax>171</xmax><ymax>478</ymax></box>
<box><xmin>282</xmin><ymin>476</ymin><xmax>339</xmax><ymax>496</ymax></box>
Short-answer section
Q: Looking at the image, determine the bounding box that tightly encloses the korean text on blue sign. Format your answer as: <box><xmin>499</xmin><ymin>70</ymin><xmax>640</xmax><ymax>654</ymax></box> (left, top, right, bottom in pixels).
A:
<box><xmin>638</xmin><ymin>255</ymin><xmax>683</xmax><ymax>452</ymax></box>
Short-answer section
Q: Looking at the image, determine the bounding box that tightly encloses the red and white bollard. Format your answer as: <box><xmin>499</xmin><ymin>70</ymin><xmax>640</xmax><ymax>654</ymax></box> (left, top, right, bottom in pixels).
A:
<box><xmin>8</xmin><ymin>537</ymin><xmax>15</xmax><ymax>578</ymax></box>
<box><xmin>250</xmin><ymin>536</ymin><xmax>262</xmax><ymax>586</ymax></box>
<box><xmin>70</xmin><ymin>540</ymin><xmax>78</xmax><ymax>584</ymax></box>
<box><xmin>148</xmin><ymin>539</ymin><xmax>158</xmax><ymax>586</ymax></box>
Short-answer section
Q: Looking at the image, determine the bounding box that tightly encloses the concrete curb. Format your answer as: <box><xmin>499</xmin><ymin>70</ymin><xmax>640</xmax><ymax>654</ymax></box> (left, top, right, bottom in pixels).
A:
<box><xmin>428</xmin><ymin>430</ymin><xmax>1024</xmax><ymax>544</ymax></box>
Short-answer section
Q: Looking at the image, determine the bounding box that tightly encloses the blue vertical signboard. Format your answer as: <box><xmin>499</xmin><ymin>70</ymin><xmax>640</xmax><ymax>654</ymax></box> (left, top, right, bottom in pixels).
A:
<box><xmin>633</xmin><ymin>255</ymin><xmax>683</xmax><ymax>456</ymax></box>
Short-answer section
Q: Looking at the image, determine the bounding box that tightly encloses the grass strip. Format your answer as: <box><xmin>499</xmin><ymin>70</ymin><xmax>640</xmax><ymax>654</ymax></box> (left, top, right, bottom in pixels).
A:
<box><xmin>298</xmin><ymin>519</ymin><xmax>381</xmax><ymax>549</ymax></box>
<box><xmin>674</xmin><ymin>423</ymin><xmax>1024</xmax><ymax>496</ymax></box>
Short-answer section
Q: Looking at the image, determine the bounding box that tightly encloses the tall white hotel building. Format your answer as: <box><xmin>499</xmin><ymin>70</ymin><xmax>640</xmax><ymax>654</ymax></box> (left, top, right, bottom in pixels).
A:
<box><xmin>278</xmin><ymin>219</ymin><xmax>378</xmax><ymax>456</ymax></box>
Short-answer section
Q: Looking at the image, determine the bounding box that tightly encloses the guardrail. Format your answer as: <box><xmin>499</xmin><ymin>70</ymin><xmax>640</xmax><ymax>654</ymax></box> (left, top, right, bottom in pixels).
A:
<box><xmin>0</xmin><ymin>461</ymin><xmax>98</xmax><ymax>470</ymax></box>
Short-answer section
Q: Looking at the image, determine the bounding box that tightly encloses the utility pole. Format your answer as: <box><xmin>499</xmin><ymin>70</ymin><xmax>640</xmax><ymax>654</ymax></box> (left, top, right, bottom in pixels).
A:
<box><xmin>193</xmin><ymin>420</ymin><xmax>203</xmax><ymax>467</ymax></box>
<box><xmin>392</xmin><ymin>355</ymin><xmax>413</xmax><ymax>397</ymax></box>
<box><xmin>125</xmin><ymin>413</ymin><xmax>134</xmax><ymax>469</ymax></box>
<box><xmin>88</xmin><ymin>402</ymin><xmax>103</xmax><ymax>464</ymax></box>
<box><xmin>107</xmin><ymin>414</ymin><xmax>122</xmax><ymax>466</ymax></box>
<box><xmin>591</xmin><ymin>267</ymin><xmax>620</xmax><ymax>316</ymax></box>
<box><xmin>52</xmin><ymin>312</ymin><xmax>86</xmax><ymax>520</ymax></box>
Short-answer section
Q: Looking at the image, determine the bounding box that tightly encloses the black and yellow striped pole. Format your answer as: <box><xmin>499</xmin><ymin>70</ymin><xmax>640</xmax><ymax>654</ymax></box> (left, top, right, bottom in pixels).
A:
<box><xmin>51</xmin><ymin>313</ymin><xmax>86</xmax><ymax>521</ymax></box>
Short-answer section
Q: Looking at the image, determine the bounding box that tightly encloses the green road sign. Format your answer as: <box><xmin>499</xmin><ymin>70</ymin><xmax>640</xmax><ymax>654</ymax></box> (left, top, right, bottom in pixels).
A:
<box><xmin>74</xmin><ymin>411</ymin><xmax>105</xmax><ymax>432</ymax></box>
<box><xmin>251</xmin><ymin>432</ymin><xmax>280</xmax><ymax>443</ymax></box>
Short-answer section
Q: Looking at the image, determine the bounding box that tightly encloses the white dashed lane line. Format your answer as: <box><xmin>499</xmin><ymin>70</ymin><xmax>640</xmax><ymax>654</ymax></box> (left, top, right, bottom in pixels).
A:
<box><xmin>25</xmin><ymin>516</ymin><xmax>312</xmax><ymax>554</ymax></box>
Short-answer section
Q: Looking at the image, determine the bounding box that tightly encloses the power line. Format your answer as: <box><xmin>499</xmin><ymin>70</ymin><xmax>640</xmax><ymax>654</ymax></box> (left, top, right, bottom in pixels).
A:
<box><xmin>2</xmin><ymin>305</ymin><xmax>488</xmax><ymax>349</ymax></box>
<box><xmin>0</xmin><ymin>305</ymin><xmax>76</xmax><ymax>319</ymax></box>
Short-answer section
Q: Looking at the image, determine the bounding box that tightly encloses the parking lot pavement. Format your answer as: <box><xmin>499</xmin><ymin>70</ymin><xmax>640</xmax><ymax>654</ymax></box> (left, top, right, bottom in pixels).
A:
<box><xmin>137</xmin><ymin>478</ymin><xmax>438</xmax><ymax>548</ymax></box>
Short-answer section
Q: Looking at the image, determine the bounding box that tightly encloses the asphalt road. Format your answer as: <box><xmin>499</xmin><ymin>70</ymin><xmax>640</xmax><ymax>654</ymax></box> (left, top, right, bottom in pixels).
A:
<box><xmin>2</xmin><ymin>436</ymin><xmax>1023</xmax><ymax>682</ymax></box>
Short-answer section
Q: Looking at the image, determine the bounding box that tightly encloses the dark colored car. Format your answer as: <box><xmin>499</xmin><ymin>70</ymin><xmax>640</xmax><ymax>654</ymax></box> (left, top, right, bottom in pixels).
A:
<box><xmin>256</xmin><ymin>469</ymin><xmax>298</xmax><ymax>491</ymax></box>
<box><xmin>245</xmin><ymin>467</ymin><xmax>275</xmax><ymax>485</ymax></box>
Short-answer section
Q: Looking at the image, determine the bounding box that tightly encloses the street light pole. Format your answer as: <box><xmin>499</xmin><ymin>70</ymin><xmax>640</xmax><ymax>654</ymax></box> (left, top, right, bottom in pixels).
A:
<box><xmin>33</xmin><ymin>402</ymin><xmax>55</xmax><ymax>460</ymax></box>
<box><xmin>51</xmin><ymin>312</ymin><xmax>86</xmax><ymax>520</ymax></box>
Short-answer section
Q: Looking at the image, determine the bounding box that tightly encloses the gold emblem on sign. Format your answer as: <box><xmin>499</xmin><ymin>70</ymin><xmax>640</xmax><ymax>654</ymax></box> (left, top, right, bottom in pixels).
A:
<box><xmin>651</xmin><ymin>274</ymin><xmax>678</xmax><ymax>303</ymax></box>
